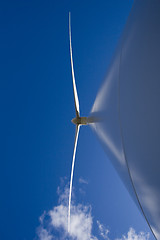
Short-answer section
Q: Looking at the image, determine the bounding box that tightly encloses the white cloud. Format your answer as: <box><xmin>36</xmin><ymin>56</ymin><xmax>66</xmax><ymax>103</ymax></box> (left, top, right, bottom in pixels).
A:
<box><xmin>115</xmin><ymin>228</ymin><xmax>150</xmax><ymax>240</ymax></box>
<box><xmin>97</xmin><ymin>220</ymin><xmax>110</xmax><ymax>239</ymax></box>
<box><xmin>35</xmin><ymin>184</ymin><xmax>150</xmax><ymax>240</ymax></box>
<box><xmin>39</xmin><ymin>211</ymin><xmax>46</xmax><ymax>225</ymax></box>
<box><xmin>79</xmin><ymin>177</ymin><xmax>88</xmax><ymax>185</ymax></box>
<box><xmin>49</xmin><ymin>203</ymin><xmax>97</xmax><ymax>240</ymax></box>
<box><xmin>36</xmin><ymin>186</ymin><xmax>97</xmax><ymax>240</ymax></box>
<box><xmin>96</xmin><ymin>222</ymin><xmax>150</xmax><ymax>240</ymax></box>
<box><xmin>36</xmin><ymin>226</ymin><xmax>52</xmax><ymax>240</ymax></box>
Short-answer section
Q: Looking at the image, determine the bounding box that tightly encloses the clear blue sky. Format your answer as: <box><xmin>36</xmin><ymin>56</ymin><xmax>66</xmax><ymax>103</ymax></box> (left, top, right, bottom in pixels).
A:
<box><xmin>0</xmin><ymin>0</ymin><xmax>155</xmax><ymax>239</ymax></box>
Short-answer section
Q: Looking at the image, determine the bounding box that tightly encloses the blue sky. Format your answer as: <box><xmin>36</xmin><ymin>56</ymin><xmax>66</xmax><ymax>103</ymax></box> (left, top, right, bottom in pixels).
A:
<box><xmin>0</xmin><ymin>0</ymin><xmax>155</xmax><ymax>239</ymax></box>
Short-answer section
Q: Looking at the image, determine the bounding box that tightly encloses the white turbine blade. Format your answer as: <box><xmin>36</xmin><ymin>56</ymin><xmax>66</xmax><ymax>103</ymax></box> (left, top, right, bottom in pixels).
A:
<box><xmin>69</xmin><ymin>12</ymin><xmax>80</xmax><ymax>117</ymax></box>
<box><xmin>68</xmin><ymin>124</ymin><xmax>80</xmax><ymax>232</ymax></box>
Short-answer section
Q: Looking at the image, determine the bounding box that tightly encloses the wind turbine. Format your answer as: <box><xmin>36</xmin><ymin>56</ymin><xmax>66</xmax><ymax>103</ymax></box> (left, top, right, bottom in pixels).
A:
<box><xmin>68</xmin><ymin>12</ymin><xmax>89</xmax><ymax>232</ymax></box>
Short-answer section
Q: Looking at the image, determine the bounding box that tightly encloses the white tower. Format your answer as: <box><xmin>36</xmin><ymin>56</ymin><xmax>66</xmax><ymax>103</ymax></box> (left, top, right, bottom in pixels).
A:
<box><xmin>90</xmin><ymin>1</ymin><xmax>160</xmax><ymax>239</ymax></box>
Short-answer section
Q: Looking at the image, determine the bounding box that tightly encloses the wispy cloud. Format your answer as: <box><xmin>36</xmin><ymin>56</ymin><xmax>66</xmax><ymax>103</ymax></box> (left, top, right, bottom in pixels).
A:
<box><xmin>36</xmin><ymin>226</ymin><xmax>52</xmax><ymax>240</ymax></box>
<box><xmin>97</xmin><ymin>222</ymin><xmax>150</xmax><ymax>240</ymax></box>
<box><xmin>79</xmin><ymin>177</ymin><xmax>88</xmax><ymax>185</ymax></box>
<box><xmin>115</xmin><ymin>228</ymin><xmax>150</xmax><ymax>240</ymax></box>
<box><xmin>35</xmin><ymin>183</ymin><xmax>150</xmax><ymax>240</ymax></box>
<box><xmin>97</xmin><ymin>220</ymin><xmax>110</xmax><ymax>240</ymax></box>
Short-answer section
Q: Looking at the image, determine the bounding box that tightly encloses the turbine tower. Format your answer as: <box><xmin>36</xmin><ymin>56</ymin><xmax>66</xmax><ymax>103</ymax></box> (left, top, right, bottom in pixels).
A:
<box><xmin>90</xmin><ymin>1</ymin><xmax>160</xmax><ymax>239</ymax></box>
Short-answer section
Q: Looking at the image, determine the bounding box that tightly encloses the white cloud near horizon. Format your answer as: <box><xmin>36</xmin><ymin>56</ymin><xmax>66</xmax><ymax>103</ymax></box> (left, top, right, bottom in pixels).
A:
<box><xmin>35</xmin><ymin>184</ymin><xmax>150</xmax><ymax>240</ymax></box>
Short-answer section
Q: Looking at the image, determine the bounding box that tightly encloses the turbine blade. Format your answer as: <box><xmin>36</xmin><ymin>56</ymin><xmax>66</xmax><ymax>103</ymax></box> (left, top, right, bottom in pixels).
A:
<box><xmin>69</xmin><ymin>12</ymin><xmax>80</xmax><ymax>117</ymax></box>
<box><xmin>68</xmin><ymin>124</ymin><xmax>80</xmax><ymax>232</ymax></box>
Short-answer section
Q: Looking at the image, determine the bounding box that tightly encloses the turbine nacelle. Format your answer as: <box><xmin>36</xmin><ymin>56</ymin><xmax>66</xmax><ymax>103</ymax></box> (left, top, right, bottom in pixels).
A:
<box><xmin>71</xmin><ymin>116</ymin><xmax>88</xmax><ymax>125</ymax></box>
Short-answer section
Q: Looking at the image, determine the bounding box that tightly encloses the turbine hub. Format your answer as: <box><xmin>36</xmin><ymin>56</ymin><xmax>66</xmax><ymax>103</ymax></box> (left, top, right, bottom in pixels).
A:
<box><xmin>71</xmin><ymin>117</ymin><xmax>77</xmax><ymax>125</ymax></box>
<box><xmin>71</xmin><ymin>117</ymin><xmax>88</xmax><ymax>125</ymax></box>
